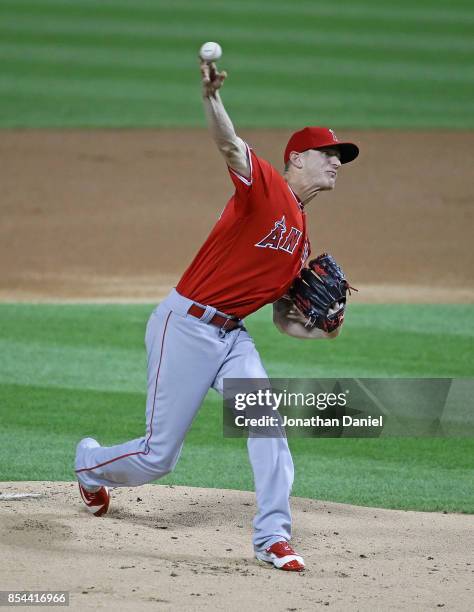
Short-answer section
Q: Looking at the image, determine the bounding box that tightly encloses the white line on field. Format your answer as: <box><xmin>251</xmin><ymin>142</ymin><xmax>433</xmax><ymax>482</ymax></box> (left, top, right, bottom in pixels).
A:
<box><xmin>0</xmin><ymin>493</ymin><xmax>43</xmax><ymax>500</ymax></box>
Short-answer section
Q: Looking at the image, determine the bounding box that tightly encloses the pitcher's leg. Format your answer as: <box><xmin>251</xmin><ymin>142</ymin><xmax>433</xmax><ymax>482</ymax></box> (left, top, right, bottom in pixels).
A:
<box><xmin>248</xmin><ymin>435</ymin><xmax>294</xmax><ymax>550</ymax></box>
<box><xmin>75</xmin><ymin>306</ymin><xmax>224</xmax><ymax>489</ymax></box>
<box><xmin>213</xmin><ymin>329</ymin><xmax>294</xmax><ymax>551</ymax></box>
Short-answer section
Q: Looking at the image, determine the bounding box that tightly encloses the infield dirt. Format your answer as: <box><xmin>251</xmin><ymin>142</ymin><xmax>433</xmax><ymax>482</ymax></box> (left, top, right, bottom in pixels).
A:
<box><xmin>1</xmin><ymin>129</ymin><xmax>473</xmax><ymax>302</ymax></box>
<box><xmin>0</xmin><ymin>482</ymin><xmax>473</xmax><ymax>611</ymax></box>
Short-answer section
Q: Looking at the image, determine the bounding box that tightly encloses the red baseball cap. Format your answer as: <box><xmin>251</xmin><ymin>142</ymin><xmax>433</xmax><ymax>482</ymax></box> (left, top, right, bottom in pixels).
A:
<box><xmin>284</xmin><ymin>127</ymin><xmax>359</xmax><ymax>165</ymax></box>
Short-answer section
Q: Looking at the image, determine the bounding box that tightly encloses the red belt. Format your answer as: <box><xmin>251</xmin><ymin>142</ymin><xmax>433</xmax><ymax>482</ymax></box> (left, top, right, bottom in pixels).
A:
<box><xmin>187</xmin><ymin>303</ymin><xmax>241</xmax><ymax>331</ymax></box>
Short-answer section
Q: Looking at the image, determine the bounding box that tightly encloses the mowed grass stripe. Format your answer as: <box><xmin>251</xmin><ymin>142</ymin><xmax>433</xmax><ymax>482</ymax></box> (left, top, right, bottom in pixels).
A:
<box><xmin>0</xmin><ymin>339</ymin><xmax>146</xmax><ymax>394</ymax></box>
<box><xmin>1</xmin><ymin>328</ymin><xmax>469</xmax><ymax>389</ymax></box>
<box><xmin>2</xmin><ymin>30</ymin><xmax>473</xmax><ymax>63</ymax></box>
<box><xmin>0</xmin><ymin>95</ymin><xmax>471</xmax><ymax>129</ymax></box>
<box><xmin>1</xmin><ymin>305</ymin><xmax>473</xmax><ymax>389</ymax></box>
<box><xmin>1</xmin><ymin>76</ymin><xmax>471</xmax><ymax>116</ymax></box>
<box><xmin>2</xmin><ymin>11</ymin><xmax>473</xmax><ymax>44</ymax></box>
<box><xmin>350</xmin><ymin>309</ymin><xmax>474</xmax><ymax>337</ymax></box>
<box><xmin>2</xmin><ymin>19</ymin><xmax>473</xmax><ymax>54</ymax></box>
<box><xmin>0</xmin><ymin>88</ymin><xmax>472</xmax><ymax>118</ymax></box>
<box><xmin>2</xmin><ymin>45</ymin><xmax>472</xmax><ymax>84</ymax></box>
<box><xmin>4</xmin><ymin>0</ymin><xmax>474</xmax><ymax>28</ymax></box>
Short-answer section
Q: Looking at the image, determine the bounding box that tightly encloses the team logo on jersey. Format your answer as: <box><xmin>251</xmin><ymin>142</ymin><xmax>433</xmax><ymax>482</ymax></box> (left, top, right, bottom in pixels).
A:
<box><xmin>255</xmin><ymin>216</ymin><xmax>287</xmax><ymax>250</ymax></box>
<box><xmin>255</xmin><ymin>216</ymin><xmax>302</xmax><ymax>255</ymax></box>
<box><xmin>280</xmin><ymin>227</ymin><xmax>303</xmax><ymax>254</ymax></box>
<box><xmin>300</xmin><ymin>237</ymin><xmax>310</xmax><ymax>265</ymax></box>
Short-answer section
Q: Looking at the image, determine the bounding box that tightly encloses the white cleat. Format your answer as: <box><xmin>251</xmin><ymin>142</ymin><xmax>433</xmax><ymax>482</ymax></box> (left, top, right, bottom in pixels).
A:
<box><xmin>75</xmin><ymin>437</ymin><xmax>110</xmax><ymax>517</ymax></box>
<box><xmin>256</xmin><ymin>540</ymin><xmax>305</xmax><ymax>571</ymax></box>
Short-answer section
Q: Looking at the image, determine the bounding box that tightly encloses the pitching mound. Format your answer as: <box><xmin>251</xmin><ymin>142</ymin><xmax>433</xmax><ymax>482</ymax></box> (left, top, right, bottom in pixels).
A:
<box><xmin>0</xmin><ymin>482</ymin><xmax>471</xmax><ymax>611</ymax></box>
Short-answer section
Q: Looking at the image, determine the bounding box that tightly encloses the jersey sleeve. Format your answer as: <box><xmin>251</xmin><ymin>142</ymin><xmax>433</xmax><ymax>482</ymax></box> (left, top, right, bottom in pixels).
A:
<box><xmin>227</xmin><ymin>143</ymin><xmax>276</xmax><ymax>214</ymax></box>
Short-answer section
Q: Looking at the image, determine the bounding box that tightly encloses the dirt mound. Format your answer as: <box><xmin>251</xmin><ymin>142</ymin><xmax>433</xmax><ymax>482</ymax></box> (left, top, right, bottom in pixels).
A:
<box><xmin>0</xmin><ymin>482</ymin><xmax>472</xmax><ymax>611</ymax></box>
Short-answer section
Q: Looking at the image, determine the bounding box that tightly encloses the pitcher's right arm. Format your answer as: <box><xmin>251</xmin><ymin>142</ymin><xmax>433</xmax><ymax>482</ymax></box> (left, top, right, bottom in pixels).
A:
<box><xmin>200</xmin><ymin>60</ymin><xmax>250</xmax><ymax>180</ymax></box>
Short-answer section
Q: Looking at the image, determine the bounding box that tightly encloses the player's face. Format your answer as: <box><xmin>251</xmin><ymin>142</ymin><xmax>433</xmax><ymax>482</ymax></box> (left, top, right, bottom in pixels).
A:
<box><xmin>304</xmin><ymin>148</ymin><xmax>342</xmax><ymax>191</ymax></box>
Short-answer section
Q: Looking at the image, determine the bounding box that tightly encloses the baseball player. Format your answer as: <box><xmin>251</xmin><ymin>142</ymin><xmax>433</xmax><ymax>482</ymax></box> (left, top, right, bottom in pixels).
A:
<box><xmin>75</xmin><ymin>57</ymin><xmax>359</xmax><ymax>572</ymax></box>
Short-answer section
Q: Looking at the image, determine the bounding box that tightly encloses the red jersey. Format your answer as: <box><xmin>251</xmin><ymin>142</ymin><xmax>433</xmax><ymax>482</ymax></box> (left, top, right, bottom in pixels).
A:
<box><xmin>177</xmin><ymin>144</ymin><xmax>311</xmax><ymax>319</ymax></box>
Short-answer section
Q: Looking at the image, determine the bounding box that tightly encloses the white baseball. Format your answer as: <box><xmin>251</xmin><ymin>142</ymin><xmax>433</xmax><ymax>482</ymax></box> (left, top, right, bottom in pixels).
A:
<box><xmin>199</xmin><ymin>41</ymin><xmax>222</xmax><ymax>63</ymax></box>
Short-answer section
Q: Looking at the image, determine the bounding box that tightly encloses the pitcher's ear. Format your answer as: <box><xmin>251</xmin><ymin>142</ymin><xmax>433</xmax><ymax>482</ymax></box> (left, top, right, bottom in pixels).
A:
<box><xmin>288</xmin><ymin>151</ymin><xmax>303</xmax><ymax>169</ymax></box>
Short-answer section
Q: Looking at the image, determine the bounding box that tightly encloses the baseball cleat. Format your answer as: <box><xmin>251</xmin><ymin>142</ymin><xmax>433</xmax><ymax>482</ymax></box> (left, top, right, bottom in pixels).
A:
<box><xmin>78</xmin><ymin>482</ymin><xmax>110</xmax><ymax>517</ymax></box>
<box><xmin>255</xmin><ymin>540</ymin><xmax>305</xmax><ymax>571</ymax></box>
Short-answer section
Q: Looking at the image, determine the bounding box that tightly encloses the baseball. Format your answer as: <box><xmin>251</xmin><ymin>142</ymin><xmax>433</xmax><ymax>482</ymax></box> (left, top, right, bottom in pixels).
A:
<box><xmin>199</xmin><ymin>41</ymin><xmax>222</xmax><ymax>63</ymax></box>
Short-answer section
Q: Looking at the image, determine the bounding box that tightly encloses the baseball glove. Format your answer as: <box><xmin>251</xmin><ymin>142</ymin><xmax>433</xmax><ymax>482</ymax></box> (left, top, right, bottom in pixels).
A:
<box><xmin>289</xmin><ymin>253</ymin><xmax>355</xmax><ymax>332</ymax></box>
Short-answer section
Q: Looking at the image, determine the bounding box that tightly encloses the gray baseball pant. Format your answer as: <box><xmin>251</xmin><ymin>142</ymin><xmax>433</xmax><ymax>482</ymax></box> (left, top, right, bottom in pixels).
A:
<box><xmin>75</xmin><ymin>288</ymin><xmax>294</xmax><ymax>551</ymax></box>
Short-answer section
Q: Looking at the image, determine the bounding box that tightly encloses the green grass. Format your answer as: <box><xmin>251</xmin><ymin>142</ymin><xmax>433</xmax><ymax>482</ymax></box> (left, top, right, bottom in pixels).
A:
<box><xmin>0</xmin><ymin>0</ymin><xmax>473</xmax><ymax>128</ymax></box>
<box><xmin>0</xmin><ymin>303</ymin><xmax>473</xmax><ymax>512</ymax></box>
